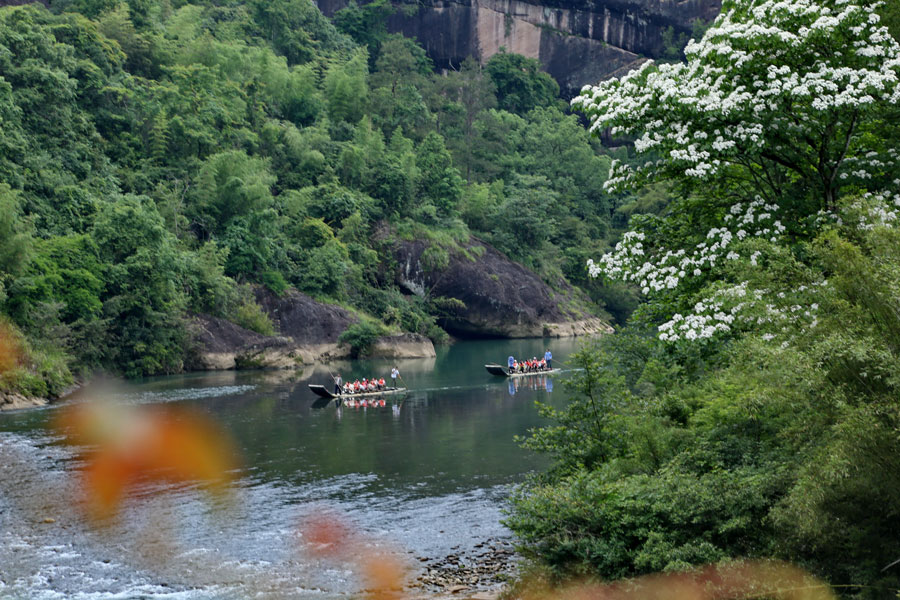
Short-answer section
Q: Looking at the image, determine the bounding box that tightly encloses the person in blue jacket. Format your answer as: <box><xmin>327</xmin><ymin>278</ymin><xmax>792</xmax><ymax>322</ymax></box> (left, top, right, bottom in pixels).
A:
<box><xmin>507</xmin><ymin>355</ymin><xmax>515</xmax><ymax>374</ymax></box>
<box><xmin>544</xmin><ymin>349</ymin><xmax>552</xmax><ymax>370</ymax></box>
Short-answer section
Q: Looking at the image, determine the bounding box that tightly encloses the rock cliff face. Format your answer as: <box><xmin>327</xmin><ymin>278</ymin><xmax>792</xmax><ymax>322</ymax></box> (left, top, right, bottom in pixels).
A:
<box><xmin>316</xmin><ymin>0</ymin><xmax>720</xmax><ymax>94</ymax></box>
<box><xmin>391</xmin><ymin>236</ymin><xmax>611</xmax><ymax>338</ymax></box>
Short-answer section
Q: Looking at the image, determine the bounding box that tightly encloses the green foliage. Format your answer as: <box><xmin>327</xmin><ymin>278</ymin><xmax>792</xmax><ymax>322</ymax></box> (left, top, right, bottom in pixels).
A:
<box><xmin>878</xmin><ymin>1</ymin><xmax>900</xmax><ymax>41</ymax></box>
<box><xmin>332</xmin><ymin>0</ymin><xmax>393</xmax><ymax>58</ymax></box>
<box><xmin>508</xmin><ymin>219</ymin><xmax>900</xmax><ymax>593</ymax></box>
<box><xmin>0</xmin><ymin>185</ymin><xmax>32</xmax><ymax>287</ymax></box>
<box><xmin>508</xmin><ymin>464</ymin><xmax>785</xmax><ymax>581</ymax></box>
<box><xmin>231</xmin><ymin>296</ymin><xmax>276</xmax><ymax>336</ymax></box>
<box><xmin>324</xmin><ymin>48</ymin><xmax>369</xmax><ymax>123</ymax></box>
<box><xmin>415</xmin><ymin>132</ymin><xmax>463</xmax><ymax>217</ymax></box>
<box><xmin>180</xmin><ymin>241</ymin><xmax>235</xmax><ymax>316</ymax></box>
<box><xmin>259</xmin><ymin>270</ymin><xmax>289</xmax><ymax>296</ymax></box>
<box><xmin>93</xmin><ymin>195</ymin><xmax>186</xmax><ymax>377</ymax></box>
<box><xmin>420</xmin><ymin>245</ymin><xmax>450</xmax><ymax>274</ymax></box>
<box><xmin>303</xmin><ymin>183</ymin><xmax>377</xmax><ymax>227</ymax></box>
<box><xmin>338</xmin><ymin>319</ymin><xmax>386</xmax><ymax>358</ymax></box>
<box><xmin>484</xmin><ymin>51</ymin><xmax>561</xmax><ymax>115</ymax></box>
<box><xmin>295</xmin><ymin>239</ymin><xmax>350</xmax><ymax>298</ymax></box>
<box><xmin>244</xmin><ymin>0</ymin><xmax>352</xmax><ymax>65</ymax></box>
<box><xmin>5</xmin><ymin>234</ymin><xmax>105</xmax><ymax>334</ymax></box>
<box><xmin>0</xmin><ymin>318</ymin><xmax>74</xmax><ymax>398</ymax></box>
<box><xmin>517</xmin><ymin>343</ymin><xmax>629</xmax><ymax>477</ymax></box>
<box><xmin>191</xmin><ymin>150</ymin><xmax>275</xmax><ymax>237</ymax></box>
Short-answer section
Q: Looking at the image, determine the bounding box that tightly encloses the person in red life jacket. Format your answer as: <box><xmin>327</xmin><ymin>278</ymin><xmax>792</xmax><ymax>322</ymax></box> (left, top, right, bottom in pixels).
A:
<box><xmin>354</xmin><ymin>379</ymin><xmax>361</xmax><ymax>392</ymax></box>
<box><xmin>378</xmin><ymin>377</ymin><xmax>385</xmax><ymax>390</ymax></box>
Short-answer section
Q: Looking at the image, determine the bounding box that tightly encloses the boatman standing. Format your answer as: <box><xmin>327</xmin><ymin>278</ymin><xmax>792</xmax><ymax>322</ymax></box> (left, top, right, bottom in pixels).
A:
<box><xmin>544</xmin><ymin>349</ymin><xmax>552</xmax><ymax>370</ymax></box>
<box><xmin>391</xmin><ymin>366</ymin><xmax>400</xmax><ymax>387</ymax></box>
<box><xmin>334</xmin><ymin>373</ymin><xmax>343</xmax><ymax>395</ymax></box>
<box><xmin>508</xmin><ymin>355</ymin><xmax>515</xmax><ymax>375</ymax></box>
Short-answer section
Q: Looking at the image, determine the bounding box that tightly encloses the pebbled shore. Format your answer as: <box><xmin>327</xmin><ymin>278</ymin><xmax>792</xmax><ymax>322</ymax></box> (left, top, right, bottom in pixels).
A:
<box><xmin>410</xmin><ymin>538</ymin><xmax>517</xmax><ymax>597</ymax></box>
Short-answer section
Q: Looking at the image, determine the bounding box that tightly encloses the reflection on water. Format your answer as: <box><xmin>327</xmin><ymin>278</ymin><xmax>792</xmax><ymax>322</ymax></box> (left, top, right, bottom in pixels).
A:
<box><xmin>338</xmin><ymin>397</ymin><xmax>389</xmax><ymax>408</ymax></box>
<box><xmin>0</xmin><ymin>337</ymin><xmax>590</xmax><ymax>599</ymax></box>
<box><xmin>507</xmin><ymin>375</ymin><xmax>554</xmax><ymax>396</ymax></box>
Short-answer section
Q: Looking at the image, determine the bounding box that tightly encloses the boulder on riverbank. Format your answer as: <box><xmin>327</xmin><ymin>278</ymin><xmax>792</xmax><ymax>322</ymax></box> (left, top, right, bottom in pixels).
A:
<box><xmin>187</xmin><ymin>314</ymin><xmax>303</xmax><ymax>370</ymax></box>
<box><xmin>370</xmin><ymin>332</ymin><xmax>437</xmax><ymax>358</ymax></box>
<box><xmin>188</xmin><ymin>289</ymin><xmax>437</xmax><ymax>370</ymax></box>
<box><xmin>0</xmin><ymin>390</ymin><xmax>46</xmax><ymax>410</ymax></box>
<box><xmin>390</xmin><ymin>236</ymin><xmax>612</xmax><ymax>338</ymax></box>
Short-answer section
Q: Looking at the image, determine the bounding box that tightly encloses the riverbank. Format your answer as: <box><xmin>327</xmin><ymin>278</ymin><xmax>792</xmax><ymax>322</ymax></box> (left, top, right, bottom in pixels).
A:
<box><xmin>189</xmin><ymin>312</ymin><xmax>438</xmax><ymax>371</ymax></box>
<box><xmin>412</xmin><ymin>538</ymin><xmax>517</xmax><ymax>597</ymax></box>
<box><xmin>0</xmin><ymin>380</ymin><xmax>84</xmax><ymax>411</ymax></box>
<box><xmin>0</xmin><ymin>390</ymin><xmax>47</xmax><ymax>410</ymax></box>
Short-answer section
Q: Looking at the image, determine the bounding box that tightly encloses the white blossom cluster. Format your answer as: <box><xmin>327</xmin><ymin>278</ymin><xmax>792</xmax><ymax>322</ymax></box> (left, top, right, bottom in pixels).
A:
<box><xmin>657</xmin><ymin>280</ymin><xmax>825</xmax><ymax>343</ymax></box>
<box><xmin>573</xmin><ymin>0</ymin><xmax>900</xmax><ymax>192</ymax></box>
<box><xmin>848</xmin><ymin>187</ymin><xmax>900</xmax><ymax>229</ymax></box>
<box><xmin>588</xmin><ymin>197</ymin><xmax>784</xmax><ymax>294</ymax></box>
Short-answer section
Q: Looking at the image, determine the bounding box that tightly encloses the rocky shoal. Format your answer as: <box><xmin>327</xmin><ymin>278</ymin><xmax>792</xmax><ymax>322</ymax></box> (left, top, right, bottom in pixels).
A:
<box><xmin>407</xmin><ymin>538</ymin><xmax>516</xmax><ymax>599</ymax></box>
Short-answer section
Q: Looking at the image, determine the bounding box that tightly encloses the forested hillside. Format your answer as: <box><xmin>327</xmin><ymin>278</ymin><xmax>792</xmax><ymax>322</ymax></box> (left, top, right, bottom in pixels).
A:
<box><xmin>506</xmin><ymin>0</ymin><xmax>900</xmax><ymax>596</ymax></box>
<box><xmin>0</xmin><ymin>0</ymin><xmax>629</xmax><ymax>394</ymax></box>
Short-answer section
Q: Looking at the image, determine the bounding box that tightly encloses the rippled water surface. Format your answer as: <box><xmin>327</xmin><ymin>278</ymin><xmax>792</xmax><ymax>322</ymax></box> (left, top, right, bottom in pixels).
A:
<box><xmin>0</xmin><ymin>338</ymin><xmax>584</xmax><ymax>599</ymax></box>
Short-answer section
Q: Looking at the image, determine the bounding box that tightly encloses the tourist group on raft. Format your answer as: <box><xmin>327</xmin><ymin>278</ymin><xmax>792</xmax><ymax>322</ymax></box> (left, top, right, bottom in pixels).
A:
<box><xmin>332</xmin><ymin>367</ymin><xmax>400</xmax><ymax>395</ymax></box>
<box><xmin>507</xmin><ymin>350</ymin><xmax>552</xmax><ymax>373</ymax></box>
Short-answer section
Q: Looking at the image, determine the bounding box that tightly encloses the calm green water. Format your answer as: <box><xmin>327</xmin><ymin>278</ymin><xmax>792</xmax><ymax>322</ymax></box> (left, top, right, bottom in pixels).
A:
<box><xmin>0</xmin><ymin>337</ymin><xmax>586</xmax><ymax>599</ymax></box>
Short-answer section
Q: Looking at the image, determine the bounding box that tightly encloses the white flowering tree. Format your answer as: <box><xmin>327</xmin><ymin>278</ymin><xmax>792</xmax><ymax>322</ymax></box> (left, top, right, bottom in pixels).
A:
<box><xmin>574</xmin><ymin>0</ymin><xmax>900</xmax><ymax>343</ymax></box>
<box><xmin>574</xmin><ymin>0</ymin><xmax>900</xmax><ymax>210</ymax></box>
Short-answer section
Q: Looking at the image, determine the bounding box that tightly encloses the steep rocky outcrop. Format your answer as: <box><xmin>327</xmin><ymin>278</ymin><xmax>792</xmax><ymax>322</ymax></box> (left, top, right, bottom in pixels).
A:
<box><xmin>189</xmin><ymin>289</ymin><xmax>436</xmax><ymax>370</ymax></box>
<box><xmin>391</xmin><ymin>236</ymin><xmax>611</xmax><ymax>338</ymax></box>
<box><xmin>315</xmin><ymin>0</ymin><xmax>720</xmax><ymax>94</ymax></box>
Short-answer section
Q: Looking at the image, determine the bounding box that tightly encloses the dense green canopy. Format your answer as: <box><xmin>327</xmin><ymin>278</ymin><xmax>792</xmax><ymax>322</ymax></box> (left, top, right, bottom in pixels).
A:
<box><xmin>0</xmin><ymin>0</ymin><xmax>626</xmax><ymax>386</ymax></box>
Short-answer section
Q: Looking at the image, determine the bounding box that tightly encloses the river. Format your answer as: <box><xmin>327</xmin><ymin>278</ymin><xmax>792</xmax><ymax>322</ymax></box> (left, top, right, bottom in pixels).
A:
<box><xmin>0</xmin><ymin>337</ymin><xmax>587</xmax><ymax>599</ymax></box>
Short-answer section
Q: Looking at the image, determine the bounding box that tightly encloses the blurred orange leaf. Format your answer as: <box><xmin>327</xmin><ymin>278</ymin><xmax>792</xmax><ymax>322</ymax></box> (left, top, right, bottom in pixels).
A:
<box><xmin>301</xmin><ymin>512</ymin><xmax>408</xmax><ymax>600</ymax></box>
<box><xmin>302</xmin><ymin>513</ymin><xmax>354</xmax><ymax>559</ymax></box>
<box><xmin>54</xmin><ymin>401</ymin><xmax>238</xmax><ymax>519</ymax></box>
<box><xmin>363</xmin><ymin>555</ymin><xmax>407</xmax><ymax>600</ymax></box>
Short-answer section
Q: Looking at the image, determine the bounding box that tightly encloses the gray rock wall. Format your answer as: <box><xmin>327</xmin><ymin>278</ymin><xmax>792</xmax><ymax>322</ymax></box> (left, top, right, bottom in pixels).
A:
<box><xmin>316</xmin><ymin>0</ymin><xmax>720</xmax><ymax>93</ymax></box>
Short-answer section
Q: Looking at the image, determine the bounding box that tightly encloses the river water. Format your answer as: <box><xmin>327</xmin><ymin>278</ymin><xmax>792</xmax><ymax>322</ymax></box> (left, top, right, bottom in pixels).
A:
<box><xmin>0</xmin><ymin>338</ymin><xmax>586</xmax><ymax>599</ymax></box>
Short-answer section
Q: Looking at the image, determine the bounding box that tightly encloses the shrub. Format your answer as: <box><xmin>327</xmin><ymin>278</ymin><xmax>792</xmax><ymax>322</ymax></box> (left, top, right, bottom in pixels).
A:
<box><xmin>338</xmin><ymin>320</ymin><xmax>386</xmax><ymax>358</ymax></box>
<box><xmin>232</xmin><ymin>300</ymin><xmax>276</xmax><ymax>336</ymax></box>
<box><xmin>259</xmin><ymin>270</ymin><xmax>289</xmax><ymax>296</ymax></box>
